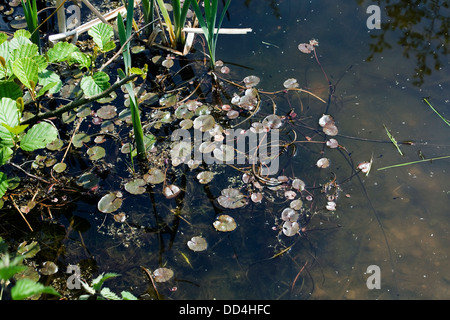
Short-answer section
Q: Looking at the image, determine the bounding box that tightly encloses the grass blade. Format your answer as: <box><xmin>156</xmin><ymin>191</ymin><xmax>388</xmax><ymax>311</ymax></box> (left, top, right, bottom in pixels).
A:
<box><xmin>377</xmin><ymin>155</ymin><xmax>450</xmax><ymax>171</ymax></box>
<box><xmin>423</xmin><ymin>98</ymin><xmax>450</xmax><ymax>127</ymax></box>
<box><xmin>383</xmin><ymin>124</ymin><xmax>403</xmax><ymax>156</ymax></box>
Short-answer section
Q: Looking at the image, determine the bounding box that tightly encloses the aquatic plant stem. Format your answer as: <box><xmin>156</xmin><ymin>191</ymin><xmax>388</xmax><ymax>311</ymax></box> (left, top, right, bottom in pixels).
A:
<box><xmin>20</xmin><ymin>74</ymin><xmax>139</xmax><ymax>126</ymax></box>
<box><xmin>377</xmin><ymin>155</ymin><xmax>450</xmax><ymax>171</ymax></box>
<box><xmin>423</xmin><ymin>98</ymin><xmax>450</xmax><ymax>126</ymax></box>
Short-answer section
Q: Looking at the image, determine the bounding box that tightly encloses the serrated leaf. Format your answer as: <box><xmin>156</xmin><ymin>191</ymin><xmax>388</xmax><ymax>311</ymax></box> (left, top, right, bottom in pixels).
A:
<box><xmin>80</xmin><ymin>72</ymin><xmax>110</xmax><ymax>98</ymax></box>
<box><xmin>20</xmin><ymin>122</ymin><xmax>58</xmax><ymax>151</ymax></box>
<box><xmin>38</xmin><ymin>70</ymin><xmax>62</xmax><ymax>95</ymax></box>
<box><xmin>0</xmin><ymin>265</ymin><xmax>28</xmax><ymax>281</ymax></box>
<box><xmin>46</xmin><ymin>41</ymin><xmax>79</xmax><ymax>63</ymax></box>
<box><xmin>88</xmin><ymin>23</ymin><xmax>115</xmax><ymax>52</ymax></box>
<box><xmin>9</xmin><ymin>36</ymin><xmax>32</xmax><ymax>51</ymax></box>
<box><xmin>0</xmin><ymin>146</ymin><xmax>13</xmax><ymax>166</ymax></box>
<box><xmin>10</xmin><ymin>43</ymin><xmax>38</xmax><ymax>61</ymax></box>
<box><xmin>1</xmin><ymin>123</ymin><xmax>28</xmax><ymax>135</ymax></box>
<box><xmin>92</xmin><ymin>272</ymin><xmax>120</xmax><ymax>291</ymax></box>
<box><xmin>11</xmin><ymin>278</ymin><xmax>60</xmax><ymax>300</ymax></box>
<box><xmin>0</xmin><ymin>80</ymin><xmax>22</xmax><ymax>100</ymax></box>
<box><xmin>121</xmin><ymin>291</ymin><xmax>138</xmax><ymax>300</ymax></box>
<box><xmin>12</xmin><ymin>57</ymin><xmax>39</xmax><ymax>89</ymax></box>
<box><xmin>67</xmin><ymin>51</ymin><xmax>91</xmax><ymax>69</ymax></box>
<box><xmin>0</xmin><ymin>97</ymin><xmax>20</xmax><ymax>148</ymax></box>
<box><xmin>100</xmin><ymin>287</ymin><xmax>121</xmax><ymax>300</ymax></box>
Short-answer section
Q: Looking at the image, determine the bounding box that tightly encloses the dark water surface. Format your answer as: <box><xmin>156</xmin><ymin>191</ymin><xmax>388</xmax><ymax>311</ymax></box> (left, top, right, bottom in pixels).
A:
<box><xmin>1</xmin><ymin>0</ymin><xmax>449</xmax><ymax>300</ymax></box>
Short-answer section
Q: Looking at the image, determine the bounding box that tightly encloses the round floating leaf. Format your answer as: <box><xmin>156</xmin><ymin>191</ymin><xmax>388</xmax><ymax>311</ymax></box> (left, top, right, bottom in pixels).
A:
<box><xmin>53</xmin><ymin>162</ymin><xmax>67</xmax><ymax>173</ymax></box>
<box><xmin>40</xmin><ymin>261</ymin><xmax>58</xmax><ymax>276</ymax></box>
<box><xmin>87</xmin><ymin>146</ymin><xmax>105</xmax><ymax>161</ymax></box>
<box><xmin>72</xmin><ymin>133</ymin><xmax>90</xmax><ymax>148</ymax></box>
<box><xmin>292</xmin><ymin>179</ymin><xmax>305</xmax><ymax>191</ymax></box>
<box><xmin>98</xmin><ymin>192</ymin><xmax>123</xmax><ymax>213</ymax></box>
<box><xmin>262</xmin><ymin>114</ymin><xmax>283</xmax><ymax>129</ymax></box>
<box><xmin>193</xmin><ymin>115</ymin><xmax>215</xmax><ymax>132</ymax></box>
<box><xmin>243</xmin><ymin>75</ymin><xmax>260</xmax><ymax>88</ymax></box>
<box><xmin>281</xmin><ymin>208</ymin><xmax>299</xmax><ymax>222</ymax></box>
<box><xmin>163</xmin><ymin>185</ymin><xmax>181</xmax><ymax>199</ymax></box>
<box><xmin>316</xmin><ymin>158</ymin><xmax>330</xmax><ymax>169</ymax></box>
<box><xmin>290</xmin><ymin>199</ymin><xmax>303</xmax><ymax>211</ymax></box>
<box><xmin>283</xmin><ymin>78</ymin><xmax>299</xmax><ymax>89</ymax></box>
<box><xmin>80</xmin><ymin>72</ymin><xmax>110</xmax><ymax>98</ymax></box>
<box><xmin>213</xmin><ymin>215</ymin><xmax>237</xmax><ymax>232</ymax></box>
<box><xmin>282</xmin><ymin>221</ymin><xmax>300</xmax><ymax>237</ymax></box>
<box><xmin>144</xmin><ymin>168</ymin><xmax>165</xmax><ymax>185</ymax></box>
<box><xmin>213</xmin><ymin>144</ymin><xmax>235</xmax><ymax>162</ymax></box>
<box><xmin>20</xmin><ymin>122</ymin><xmax>58</xmax><ymax>152</ymax></box>
<box><xmin>125</xmin><ymin>178</ymin><xmax>147</xmax><ymax>195</ymax></box>
<box><xmin>197</xmin><ymin>171</ymin><xmax>214</xmax><ymax>184</ymax></box>
<box><xmin>187</xmin><ymin>236</ymin><xmax>208</xmax><ymax>252</ymax></box>
<box><xmin>96</xmin><ymin>105</ymin><xmax>117</xmax><ymax>119</ymax></box>
<box><xmin>217</xmin><ymin>188</ymin><xmax>247</xmax><ymax>209</ymax></box>
<box><xmin>153</xmin><ymin>267</ymin><xmax>174</xmax><ymax>283</ymax></box>
<box><xmin>76</xmin><ymin>172</ymin><xmax>100</xmax><ymax>189</ymax></box>
<box><xmin>113</xmin><ymin>212</ymin><xmax>126</xmax><ymax>223</ymax></box>
<box><xmin>46</xmin><ymin>138</ymin><xmax>64</xmax><ymax>151</ymax></box>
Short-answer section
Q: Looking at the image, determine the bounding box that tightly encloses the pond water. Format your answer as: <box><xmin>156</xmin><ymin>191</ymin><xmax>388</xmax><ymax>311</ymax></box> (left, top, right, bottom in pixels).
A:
<box><xmin>1</xmin><ymin>0</ymin><xmax>449</xmax><ymax>300</ymax></box>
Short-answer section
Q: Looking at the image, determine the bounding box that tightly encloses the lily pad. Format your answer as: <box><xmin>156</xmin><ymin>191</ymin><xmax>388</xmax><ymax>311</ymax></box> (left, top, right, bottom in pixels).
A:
<box><xmin>96</xmin><ymin>105</ymin><xmax>117</xmax><ymax>119</ymax></box>
<box><xmin>217</xmin><ymin>188</ymin><xmax>247</xmax><ymax>209</ymax></box>
<box><xmin>213</xmin><ymin>215</ymin><xmax>237</xmax><ymax>232</ymax></box>
<box><xmin>316</xmin><ymin>158</ymin><xmax>330</xmax><ymax>169</ymax></box>
<box><xmin>163</xmin><ymin>184</ymin><xmax>181</xmax><ymax>199</ymax></box>
<box><xmin>98</xmin><ymin>192</ymin><xmax>123</xmax><ymax>213</ymax></box>
<box><xmin>281</xmin><ymin>208</ymin><xmax>299</xmax><ymax>222</ymax></box>
<box><xmin>213</xmin><ymin>144</ymin><xmax>235</xmax><ymax>163</ymax></box>
<box><xmin>125</xmin><ymin>178</ymin><xmax>146</xmax><ymax>195</ymax></box>
<box><xmin>87</xmin><ymin>146</ymin><xmax>106</xmax><ymax>161</ymax></box>
<box><xmin>243</xmin><ymin>75</ymin><xmax>260</xmax><ymax>88</ymax></box>
<box><xmin>153</xmin><ymin>267</ymin><xmax>174</xmax><ymax>283</ymax></box>
<box><xmin>197</xmin><ymin>171</ymin><xmax>214</xmax><ymax>184</ymax></box>
<box><xmin>40</xmin><ymin>261</ymin><xmax>58</xmax><ymax>276</ymax></box>
<box><xmin>76</xmin><ymin>172</ymin><xmax>100</xmax><ymax>189</ymax></box>
<box><xmin>282</xmin><ymin>221</ymin><xmax>300</xmax><ymax>237</ymax></box>
<box><xmin>52</xmin><ymin>162</ymin><xmax>67</xmax><ymax>173</ymax></box>
<box><xmin>72</xmin><ymin>133</ymin><xmax>90</xmax><ymax>148</ymax></box>
<box><xmin>187</xmin><ymin>236</ymin><xmax>208</xmax><ymax>252</ymax></box>
<box><xmin>193</xmin><ymin>115</ymin><xmax>216</xmax><ymax>132</ymax></box>
<box><xmin>144</xmin><ymin>168</ymin><xmax>165</xmax><ymax>185</ymax></box>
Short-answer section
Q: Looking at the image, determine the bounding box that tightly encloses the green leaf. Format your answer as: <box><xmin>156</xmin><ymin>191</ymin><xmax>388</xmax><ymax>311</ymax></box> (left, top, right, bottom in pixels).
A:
<box><xmin>12</xmin><ymin>57</ymin><xmax>39</xmax><ymax>89</ymax></box>
<box><xmin>9</xmin><ymin>36</ymin><xmax>32</xmax><ymax>51</ymax></box>
<box><xmin>0</xmin><ymin>97</ymin><xmax>20</xmax><ymax>148</ymax></box>
<box><xmin>121</xmin><ymin>290</ymin><xmax>138</xmax><ymax>300</ymax></box>
<box><xmin>11</xmin><ymin>278</ymin><xmax>60</xmax><ymax>300</ymax></box>
<box><xmin>0</xmin><ymin>146</ymin><xmax>13</xmax><ymax>165</ymax></box>
<box><xmin>10</xmin><ymin>43</ymin><xmax>38</xmax><ymax>62</ymax></box>
<box><xmin>0</xmin><ymin>80</ymin><xmax>23</xmax><ymax>100</ymax></box>
<box><xmin>13</xmin><ymin>30</ymin><xmax>31</xmax><ymax>39</ymax></box>
<box><xmin>88</xmin><ymin>23</ymin><xmax>115</xmax><ymax>52</ymax></box>
<box><xmin>2</xmin><ymin>123</ymin><xmax>29</xmax><ymax>135</ymax></box>
<box><xmin>0</xmin><ymin>172</ymin><xmax>8</xmax><ymax>197</ymax></box>
<box><xmin>67</xmin><ymin>51</ymin><xmax>91</xmax><ymax>69</ymax></box>
<box><xmin>0</xmin><ymin>265</ymin><xmax>28</xmax><ymax>281</ymax></box>
<box><xmin>38</xmin><ymin>70</ymin><xmax>62</xmax><ymax>95</ymax></box>
<box><xmin>46</xmin><ymin>42</ymin><xmax>80</xmax><ymax>63</ymax></box>
<box><xmin>20</xmin><ymin>122</ymin><xmax>58</xmax><ymax>151</ymax></box>
<box><xmin>80</xmin><ymin>72</ymin><xmax>110</xmax><ymax>97</ymax></box>
<box><xmin>100</xmin><ymin>287</ymin><xmax>121</xmax><ymax>300</ymax></box>
<box><xmin>91</xmin><ymin>272</ymin><xmax>120</xmax><ymax>291</ymax></box>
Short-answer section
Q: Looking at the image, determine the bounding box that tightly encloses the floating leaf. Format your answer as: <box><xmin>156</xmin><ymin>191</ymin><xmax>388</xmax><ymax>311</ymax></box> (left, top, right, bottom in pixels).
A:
<box><xmin>213</xmin><ymin>215</ymin><xmax>237</xmax><ymax>232</ymax></box>
<box><xmin>243</xmin><ymin>75</ymin><xmax>260</xmax><ymax>88</ymax></box>
<box><xmin>153</xmin><ymin>267</ymin><xmax>174</xmax><ymax>283</ymax></box>
<box><xmin>197</xmin><ymin>171</ymin><xmax>214</xmax><ymax>184</ymax></box>
<box><xmin>290</xmin><ymin>199</ymin><xmax>303</xmax><ymax>211</ymax></box>
<box><xmin>193</xmin><ymin>114</ymin><xmax>216</xmax><ymax>132</ymax></box>
<box><xmin>213</xmin><ymin>144</ymin><xmax>235</xmax><ymax>163</ymax></box>
<box><xmin>326</xmin><ymin>139</ymin><xmax>339</xmax><ymax>149</ymax></box>
<box><xmin>163</xmin><ymin>184</ymin><xmax>181</xmax><ymax>199</ymax></box>
<box><xmin>262</xmin><ymin>114</ymin><xmax>282</xmax><ymax>129</ymax></box>
<box><xmin>98</xmin><ymin>192</ymin><xmax>123</xmax><ymax>213</ymax></box>
<box><xmin>187</xmin><ymin>236</ymin><xmax>208</xmax><ymax>252</ymax></box>
<box><xmin>72</xmin><ymin>133</ymin><xmax>90</xmax><ymax>148</ymax></box>
<box><xmin>113</xmin><ymin>212</ymin><xmax>126</xmax><ymax>223</ymax></box>
<box><xmin>316</xmin><ymin>158</ymin><xmax>330</xmax><ymax>168</ymax></box>
<box><xmin>283</xmin><ymin>78</ymin><xmax>299</xmax><ymax>89</ymax></box>
<box><xmin>87</xmin><ymin>146</ymin><xmax>105</xmax><ymax>161</ymax></box>
<box><xmin>53</xmin><ymin>162</ymin><xmax>67</xmax><ymax>173</ymax></box>
<box><xmin>292</xmin><ymin>179</ymin><xmax>305</xmax><ymax>191</ymax></box>
<box><xmin>251</xmin><ymin>192</ymin><xmax>263</xmax><ymax>203</ymax></box>
<box><xmin>217</xmin><ymin>188</ymin><xmax>247</xmax><ymax>209</ymax></box>
<box><xmin>326</xmin><ymin>201</ymin><xmax>337</xmax><ymax>211</ymax></box>
<box><xmin>143</xmin><ymin>168</ymin><xmax>165</xmax><ymax>185</ymax></box>
<box><xmin>39</xmin><ymin>261</ymin><xmax>58</xmax><ymax>276</ymax></box>
<box><xmin>76</xmin><ymin>172</ymin><xmax>100</xmax><ymax>189</ymax></box>
<box><xmin>125</xmin><ymin>178</ymin><xmax>146</xmax><ymax>194</ymax></box>
<box><xmin>282</xmin><ymin>221</ymin><xmax>300</xmax><ymax>237</ymax></box>
<box><xmin>46</xmin><ymin>138</ymin><xmax>64</xmax><ymax>151</ymax></box>
<box><xmin>281</xmin><ymin>208</ymin><xmax>299</xmax><ymax>222</ymax></box>
<box><xmin>20</xmin><ymin>122</ymin><xmax>58</xmax><ymax>152</ymax></box>
<box><xmin>298</xmin><ymin>43</ymin><xmax>314</xmax><ymax>54</ymax></box>
<box><xmin>96</xmin><ymin>105</ymin><xmax>117</xmax><ymax>119</ymax></box>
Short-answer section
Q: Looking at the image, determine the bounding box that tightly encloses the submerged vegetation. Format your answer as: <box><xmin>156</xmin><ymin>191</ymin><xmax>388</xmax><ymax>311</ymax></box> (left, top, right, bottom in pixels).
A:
<box><xmin>0</xmin><ymin>0</ymin><xmax>447</xmax><ymax>300</ymax></box>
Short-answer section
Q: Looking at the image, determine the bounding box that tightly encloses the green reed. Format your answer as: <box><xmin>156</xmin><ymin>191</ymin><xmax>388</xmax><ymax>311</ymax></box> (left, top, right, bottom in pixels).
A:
<box><xmin>155</xmin><ymin>0</ymin><xmax>191</xmax><ymax>50</ymax></box>
<box><xmin>190</xmin><ymin>0</ymin><xmax>231</xmax><ymax>69</ymax></box>
<box><xmin>21</xmin><ymin>0</ymin><xmax>41</xmax><ymax>52</ymax></box>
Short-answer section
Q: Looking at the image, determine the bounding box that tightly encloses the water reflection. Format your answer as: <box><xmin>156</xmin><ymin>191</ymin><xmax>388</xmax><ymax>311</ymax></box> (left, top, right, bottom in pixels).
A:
<box><xmin>357</xmin><ymin>0</ymin><xmax>450</xmax><ymax>86</ymax></box>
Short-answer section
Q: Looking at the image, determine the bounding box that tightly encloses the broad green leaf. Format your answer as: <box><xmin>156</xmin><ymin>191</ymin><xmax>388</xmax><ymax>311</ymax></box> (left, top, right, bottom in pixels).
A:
<box><xmin>88</xmin><ymin>23</ymin><xmax>115</xmax><ymax>52</ymax></box>
<box><xmin>0</xmin><ymin>33</ymin><xmax>8</xmax><ymax>45</ymax></box>
<box><xmin>36</xmin><ymin>82</ymin><xmax>58</xmax><ymax>98</ymax></box>
<box><xmin>12</xmin><ymin>57</ymin><xmax>39</xmax><ymax>89</ymax></box>
<box><xmin>0</xmin><ymin>265</ymin><xmax>28</xmax><ymax>281</ymax></box>
<box><xmin>67</xmin><ymin>51</ymin><xmax>91</xmax><ymax>69</ymax></box>
<box><xmin>0</xmin><ymin>171</ymin><xmax>9</xmax><ymax>198</ymax></box>
<box><xmin>0</xmin><ymin>97</ymin><xmax>20</xmax><ymax>148</ymax></box>
<box><xmin>14</xmin><ymin>29</ymin><xmax>31</xmax><ymax>39</ymax></box>
<box><xmin>32</xmin><ymin>55</ymin><xmax>48</xmax><ymax>72</ymax></box>
<box><xmin>0</xmin><ymin>146</ymin><xmax>13</xmax><ymax>165</ymax></box>
<box><xmin>0</xmin><ymin>80</ymin><xmax>22</xmax><ymax>100</ymax></box>
<box><xmin>121</xmin><ymin>291</ymin><xmax>138</xmax><ymax>300</ymax></box>
<box><xmin>80</xmin><ymin>72</ymin><xmax>110</xmax><ymax>97</ymax></box>
<box><xmin>10</xmin><ymin>43</ymin><xmax>38</xmax><ymax>62</ymax></box>
<box><xmin>46</xmin><ymin>41</ymin><xmax>79</xmax><ymax>63</ymax></box>
<box><xmin>92</xmin><ymin>272</ymin><xmax>120</xmax><ymax>291</ymax></box>
<box><xmin>20</xmin><ymin>122</ymin><xmax>58</xmax><ymax>151</ymax></box>
<box><xmin>38</xmin><ymin>70</ymin><xmax>62</xmax><ymax>95</ymax></box>
<box><xmin>100</xmin><ymin>287</ymin><xmax>121</xmax><ymax>300</ymax></box>
<box><xmin>9</xmin><ymin>36</ymin><xmax>32</xmax><ymax>51</ymax></box>
<box><xmin>97</xmin><ymin>193</ymin><xmax>122</xmax><ymax>213</ymax></box>
<box><xmin>11</xmin><ymin>278</ymin><xmax>60</xmax><ymax>300</ymax></box>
